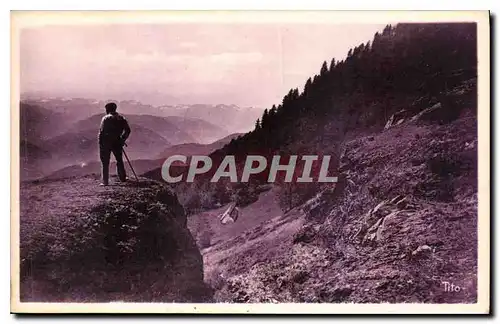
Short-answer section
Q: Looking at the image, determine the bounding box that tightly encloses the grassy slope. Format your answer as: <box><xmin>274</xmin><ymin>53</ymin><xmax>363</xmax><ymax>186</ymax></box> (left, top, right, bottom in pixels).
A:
<box><xmin>19</xmin><ymin>175</ymin><xmax>212</xmax><ymax>302</ymax></box>
<box><xmin>205</xmin><ymin>83</ymin><xmax>478</xmax><ymax>303</ymax></box>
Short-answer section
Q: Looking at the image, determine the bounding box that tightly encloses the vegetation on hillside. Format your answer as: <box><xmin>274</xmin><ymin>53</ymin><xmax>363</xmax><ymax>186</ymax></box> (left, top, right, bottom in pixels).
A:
<box><xmin>145</xmin><ymin>23</ymin><xmax>478</xmax><ymax>214</ymax></box>
<box><xmin>220</xmin><ymin>23</ymin><xmax>477</xmax><ymax>156</ymax></box>
<box><xmin>205</xmin><ymin>23</ymin><xmax>477</xmax><ymax>211</ymax></box>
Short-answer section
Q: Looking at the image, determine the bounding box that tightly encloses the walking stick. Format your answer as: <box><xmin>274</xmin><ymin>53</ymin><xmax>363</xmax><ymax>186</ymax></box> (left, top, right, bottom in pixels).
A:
<box><xmin>122</xmin><ymin>144</ymin><xmax>139</xmax><ymax>182</ymax></box>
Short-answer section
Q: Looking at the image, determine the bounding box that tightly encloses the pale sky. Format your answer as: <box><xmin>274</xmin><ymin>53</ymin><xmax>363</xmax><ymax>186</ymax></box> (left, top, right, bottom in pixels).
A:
<box><xmin>20</xmin><ymin>23</ymin><xmax>385</xmax><ymax>107</ymax></box>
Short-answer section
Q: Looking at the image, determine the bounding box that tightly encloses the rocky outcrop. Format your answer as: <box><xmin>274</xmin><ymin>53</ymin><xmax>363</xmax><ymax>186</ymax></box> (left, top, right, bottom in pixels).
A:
<box><xmin>315</xmin><ymin>109</ymin><xmax>478</xmax><ymax>303</ymax></box>
<box><xmin>19</xmin><ymin>176</ymin><xmax>212</xmax><ymax>302</ymax></box>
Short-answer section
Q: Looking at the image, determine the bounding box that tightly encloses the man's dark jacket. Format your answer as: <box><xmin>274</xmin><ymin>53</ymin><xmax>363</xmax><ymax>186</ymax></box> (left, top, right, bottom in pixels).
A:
<box><xmin>98</xmin><ymin>112</ymin><xmax>131</xmax><ymax>147</ymax></box>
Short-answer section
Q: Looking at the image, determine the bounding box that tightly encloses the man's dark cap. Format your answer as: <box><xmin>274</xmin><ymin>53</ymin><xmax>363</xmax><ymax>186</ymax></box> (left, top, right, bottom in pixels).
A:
<box><xmin>105</xmin><ymin>102</ymin><xmax>117</xmax><ymax>113</ymax></box>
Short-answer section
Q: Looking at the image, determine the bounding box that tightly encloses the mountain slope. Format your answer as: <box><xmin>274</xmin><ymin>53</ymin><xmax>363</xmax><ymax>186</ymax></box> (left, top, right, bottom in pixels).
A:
<box><xmin>156</xmin><ymin>133</ymin><xmax>243</xmax><ymax>159</ymax></box>
<box><xmin>179</xmin><ymin>23</ymin><xmax>480</xmax><ymax>304</ymax></box>
<box><xmin>42</xmin><ymin>123</ymin><xmax>169</xmax><ymax>167</ymax></box>
<box><xmin>21</xmin><ymin>98</ymin><xmax>252</xmax><ymax>144</ymax></box>
<box><xmin>19</xmin><ymin>102</ymin><xmax>66</xmax><ymax>144</ymax></box>
<box><xmin>216</xmin><ymin>23</ymin><xmax>477</xmax><ymax>160</ymax></box>
<box><xmin>20</xmin><ymin>140</ymin><xmax>53</xmax><ymax>181</ymax></box>
<box><xmin>43</xmin><ymin>133</ymin><xmax>243</xmax><ymax>182</ymax></box>
<box><xmin>72</xmin><ymin>114</ymin><xmax>194</xmax><ymax>145</ymax></box>
<box><xmin>162</xmin><ymin>116</ymin><xmax>230</xmax><ymax>144</ymax></box>
<box><xmin>73</xmin><ymin>113</ymin><xmax>228</xmax><ymax>145</ymax></box>
<box><xmin>20</xmin><ymin>139</ymin><xmax>51</xmax><ymax>162</ymax></box>
<box><xmin>20</xmin><ymin>175</ymin><xmax>213</xmax><ymax>302</ymax></box>
<box><xmin>206</xmin><ymin>100</ymin><xmax>478</xmax><ymax>303</ymax></box>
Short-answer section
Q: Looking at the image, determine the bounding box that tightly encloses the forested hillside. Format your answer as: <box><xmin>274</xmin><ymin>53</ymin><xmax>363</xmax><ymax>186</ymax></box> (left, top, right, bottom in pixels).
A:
<box><xmin>196</xmin><ymin>23</ymin><xmax>479</xmax><ymax>303</ymax></box>
<box><xmin>218</xmin><ymin>23</ymin><xmax>477</xmax><ymax>158</ymax></box>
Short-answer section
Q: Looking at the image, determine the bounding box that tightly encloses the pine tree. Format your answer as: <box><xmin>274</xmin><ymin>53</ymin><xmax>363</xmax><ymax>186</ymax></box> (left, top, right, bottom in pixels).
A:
<box><xmin>304</xmin><ymin>77</ymin><xmax>312</xmax><ymax>94</ymax></box>
<box><xmin>383</xmin><ymin>24</ymin><xmax>392</xmax><ymax>35</ymax></box>
<box><xmin>365</xmin><ymin>41</ymin><xmax>371</xmax><ymax>52</ymax></box>
<box><xmin>320</xmin><ymin>61</ymin><xmax>328</xmax><ymax>76</ymax></box>
<box><xmin>270</xmin><ymin>105</ymin><xmax>277</xmax><ymax>116</ymax></box>
<box><xmin>261</xmin><ymin>109</ymin><xmax>269</xmax><ymax>128</ymax></box>
<box><xmin>329</xmin><ymin>58</ymin><xmax>336</xmax><ymax>71</ymax></box>
<box><xmin>255</xmin><ymin>118</ymin><xmax>261</xmax><ymax>130</ymax></box>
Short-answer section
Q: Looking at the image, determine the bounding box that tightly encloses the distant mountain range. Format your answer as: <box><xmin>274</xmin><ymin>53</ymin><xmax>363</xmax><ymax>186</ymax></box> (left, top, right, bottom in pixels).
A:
<box><xmin>72</xmin><ymin>114</ymin><xmax>227</xmax><ymax>145</ymax></box>
<box><xmin>20</xmin><ymin>102</ymin><xmax>66</xmax><ymax>145</ymax></box>
<box><xmin>42</xmin><ymin>120</ymin><xmax>169</xmax><ymax>166</ymax></box>
<box><xmin>19</xmin><ymin>99</ymin><xmax>249</xmax><ymax>181</ymax></box>
<box><xmin>158</xmin><ymin>104</ymin><xmax>263</xmax><ymax>134</ymax></box>
<box><xmin>42</xmin><ymin>133</ymin><xmax>243</xmax><ymax>181</ymax></box>
<box><xmin>156</xmin><ymin>133</ymin><xmax>243</xmax><ymax>160</ymax></box>
<box><xmin>21</xmin><ymin>97</ymin><xmax>264</xmax><ymax>135</ymax></box>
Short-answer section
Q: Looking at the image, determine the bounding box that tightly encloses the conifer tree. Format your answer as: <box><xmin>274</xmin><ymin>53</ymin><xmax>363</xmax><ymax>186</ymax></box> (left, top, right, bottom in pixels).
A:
<box><xmin>255</xmin><ymin>118</ymin><xmax>261</xmax><ymax>130</ymax></box>
<box><xmin>261</xmin><ymin>109</ymin><xmax>269</xmax><ymax>128</ymax></box>
<box><xmin>320</xmin><ymin>61</ymin><xmax>328</xmax><ymax>76</ymax></box>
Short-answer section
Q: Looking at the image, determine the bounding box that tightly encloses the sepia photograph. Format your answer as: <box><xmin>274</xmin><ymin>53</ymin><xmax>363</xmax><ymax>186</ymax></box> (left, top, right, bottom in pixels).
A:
<box><xmin>10</xmin><ymin>10</ymin><xmax>490</xmax><ymax>314</ymax></box>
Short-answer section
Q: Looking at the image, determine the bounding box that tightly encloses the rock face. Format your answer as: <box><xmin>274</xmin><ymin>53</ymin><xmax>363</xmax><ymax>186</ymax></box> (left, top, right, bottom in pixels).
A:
<box><xmin>19</xmin><ymin>176</ymin><xmax>212</xmax><ymax>302</ymax></box>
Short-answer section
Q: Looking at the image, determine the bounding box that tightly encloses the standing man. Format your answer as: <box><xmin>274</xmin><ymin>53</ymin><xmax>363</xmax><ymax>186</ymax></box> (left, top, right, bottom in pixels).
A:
<box><xmin>98</xmin><ymin>102</ymin><xmax>131</xmax><ymax>186</ymax></box>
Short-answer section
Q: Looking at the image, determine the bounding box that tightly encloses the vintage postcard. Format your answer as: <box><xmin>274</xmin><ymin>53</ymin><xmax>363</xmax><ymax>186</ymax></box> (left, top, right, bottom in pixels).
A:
<box><xmin>10</xmin><ymin>11</ymin><xmax>490</xmax><ymax>314</ymax></box>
